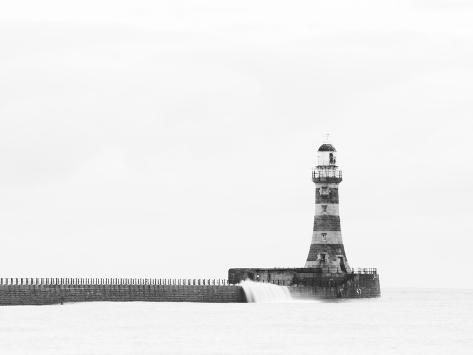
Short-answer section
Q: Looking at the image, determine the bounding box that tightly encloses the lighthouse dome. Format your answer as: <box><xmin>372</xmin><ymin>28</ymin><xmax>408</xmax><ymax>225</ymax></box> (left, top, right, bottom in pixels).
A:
<box><xmin>318</xmin><ymin>143</ymin><xmax>336</xmax><ymax>152</ymax></box>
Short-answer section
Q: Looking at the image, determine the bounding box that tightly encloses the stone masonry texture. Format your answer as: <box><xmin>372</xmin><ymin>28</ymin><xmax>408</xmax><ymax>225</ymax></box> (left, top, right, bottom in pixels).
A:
<box><xmin>0</xmin><ymin>285</ymin><xmax>246</xmax><ymax>305</ymax></box>
<box><xmin>313</xmin><ymin>215</ymin><xmax>341</xmax><ymax>231</ymax></box>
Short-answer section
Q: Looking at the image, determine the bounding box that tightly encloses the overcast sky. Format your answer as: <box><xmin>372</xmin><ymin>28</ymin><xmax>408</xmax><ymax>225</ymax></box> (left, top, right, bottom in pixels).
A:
<box><xmin>1</xmin><ymin>0</ymin><xmax>472</xmax><ymax>288</ymax></box>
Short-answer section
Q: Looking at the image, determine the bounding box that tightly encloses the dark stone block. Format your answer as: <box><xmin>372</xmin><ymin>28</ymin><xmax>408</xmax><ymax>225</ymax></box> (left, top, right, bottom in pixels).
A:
<box><xmin>313</xmin><ymin>215</ymin><xmax>341</xmax><ymax>231</ymax></box>
<box><xmin>316</xmin><ymin>188</ymin><xmax>339</xmax><ymax>204</ymax></box>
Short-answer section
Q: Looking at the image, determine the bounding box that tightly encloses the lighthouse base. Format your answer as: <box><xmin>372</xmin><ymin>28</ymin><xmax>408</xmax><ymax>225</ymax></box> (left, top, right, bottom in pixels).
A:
<box><xmin>228</xmin><ymin>267</ymin><xmax>380</xmax><ymax>299</ymax></box>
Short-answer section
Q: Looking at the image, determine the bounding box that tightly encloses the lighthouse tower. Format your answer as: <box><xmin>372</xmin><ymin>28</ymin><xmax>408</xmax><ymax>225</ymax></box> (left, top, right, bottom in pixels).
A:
<box><xmin>305</xmin><ymin>141</ymin><xmax>350</xmax><ymax>273</ymax></box>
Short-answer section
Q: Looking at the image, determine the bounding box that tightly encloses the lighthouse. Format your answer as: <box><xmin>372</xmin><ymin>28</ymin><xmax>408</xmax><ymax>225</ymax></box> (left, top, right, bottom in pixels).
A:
<box><xmin>228</xmin><ymin>139</ymin><xmax>380</xmax><ymax>297</ymax></box>
<box><xmin>305</xmin><ymin>141</ymin><xmax>350</xmax><ymax>273</ymax></box>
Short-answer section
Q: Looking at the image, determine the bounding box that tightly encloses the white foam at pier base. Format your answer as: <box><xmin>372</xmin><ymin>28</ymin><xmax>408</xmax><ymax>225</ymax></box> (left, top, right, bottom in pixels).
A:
<box><xmin>239</xmin><ymin>280</ymin><xmax>293</xmax><ymax>303</ymax></box>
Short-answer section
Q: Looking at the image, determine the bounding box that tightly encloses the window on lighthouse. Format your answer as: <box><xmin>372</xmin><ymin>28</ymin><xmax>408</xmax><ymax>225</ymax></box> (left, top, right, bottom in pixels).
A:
<box><xmin>322</xmin><ymin>205</ymin><xmax>328</xmax><ymax>213</ymax></box>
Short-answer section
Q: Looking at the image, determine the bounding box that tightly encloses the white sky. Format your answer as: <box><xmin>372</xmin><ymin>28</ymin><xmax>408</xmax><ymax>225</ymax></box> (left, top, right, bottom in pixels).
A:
<box><xmin>1</xmin><ymin>0</ymin><xmax>472</xmax><ymax>288</ymax></box>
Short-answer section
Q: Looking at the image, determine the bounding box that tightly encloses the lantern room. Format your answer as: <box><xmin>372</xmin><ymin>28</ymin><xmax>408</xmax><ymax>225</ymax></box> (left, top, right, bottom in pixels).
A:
<box><xmin>317</xmin><ymin>143</ymin><xmax>337</xmax><ymax>167</ymax></box>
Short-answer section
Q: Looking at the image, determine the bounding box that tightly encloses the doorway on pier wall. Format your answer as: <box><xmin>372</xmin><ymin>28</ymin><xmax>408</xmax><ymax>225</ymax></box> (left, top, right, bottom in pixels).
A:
<box><xmin>338</xmin><ymin>257</ymin><xmax>347</xmax><ymax>273</ymax></box>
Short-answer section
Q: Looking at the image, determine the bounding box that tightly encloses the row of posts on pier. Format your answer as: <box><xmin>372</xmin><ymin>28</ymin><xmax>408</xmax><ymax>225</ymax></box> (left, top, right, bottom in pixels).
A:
<box><xmin>0</xmin><ymin>278</ymin><xmax>231</xmax><ymax>286</ymax></box>
<box><xmin>262</xmin><ymin>267</ymin><xmax>377</xmax><ymax>275</ymax></box>
<box><xmin>354</xmin><ymin>268</ymin><xmax>377</xmax><ymax>274</ymax></box>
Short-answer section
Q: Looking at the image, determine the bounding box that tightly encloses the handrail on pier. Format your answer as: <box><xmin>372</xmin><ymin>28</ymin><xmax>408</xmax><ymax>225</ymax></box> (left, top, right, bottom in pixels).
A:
<box><xmin>0</xmin><ymin>278</ymin><xmax>232</xmax><ymax>287</ymax></box>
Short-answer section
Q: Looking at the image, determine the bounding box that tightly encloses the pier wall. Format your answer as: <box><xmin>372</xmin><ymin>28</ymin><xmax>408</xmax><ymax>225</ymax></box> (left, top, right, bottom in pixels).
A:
<box><xmin>229</xmin><ymin>268</ymin><xmax>380</xmax><ymax>298</ymax></box>
<box><xmin>0</xmin><ymin>280</ymin><xmax>246</xmax><ymax>305</ymax></box>
<box><xmin>289</xmin><ymin>274</ymin><xmax>380</xmax><ymax>299</ymax></box>
<box><xmin>0</xmin><ymin>270</ymin><xmax>380</xmax><ymax>305</ymax></box>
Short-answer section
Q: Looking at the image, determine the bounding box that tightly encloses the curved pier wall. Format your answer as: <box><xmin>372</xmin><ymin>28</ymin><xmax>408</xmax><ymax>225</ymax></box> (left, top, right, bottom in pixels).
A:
<box><xmin>0</xmin><ymin>284</ymin><xmax>246</xmax><ymax>305</ymax></box>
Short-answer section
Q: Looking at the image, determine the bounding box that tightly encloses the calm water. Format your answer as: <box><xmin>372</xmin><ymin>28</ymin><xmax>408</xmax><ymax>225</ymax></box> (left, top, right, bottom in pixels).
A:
<box><xmin>0</xmin><ymin>288</ymin><xmax>471</xmax><ymax>355</ymax></box>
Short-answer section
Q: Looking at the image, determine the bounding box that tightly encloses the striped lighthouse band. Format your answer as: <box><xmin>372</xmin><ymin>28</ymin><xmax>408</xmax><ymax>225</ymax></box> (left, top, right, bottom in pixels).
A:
<box><xmin>310</xmin><ymin>231</ymin><xmax>343</xmax><ymax>244</ymax></box>
<box><xmin>313</xmin><ymin>215</ymin><xmax>341</xmax><ymax>231</ymax></box>
<box><xmin>315</xmin><ymin>184</ymin><xmax>339</xmax><ymax>204</ymax></box>
<box><xmin>315</xmin><ymin>203</ymin><xmax>339</xmax><ymax>215</ymax></box>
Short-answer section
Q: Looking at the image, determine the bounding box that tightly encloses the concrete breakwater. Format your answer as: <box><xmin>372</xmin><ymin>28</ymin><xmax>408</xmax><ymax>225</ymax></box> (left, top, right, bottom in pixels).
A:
<box><xmin>0</xmin><ymin>278</ymin><xmax>246</xmax><ymax>305</ymax></box>
<box><xmin>230</xmin><ymin>268</ymin><xmax>381</xmax><ymax>299</ymax></box>
<box><xmin>0</xmin><ymin>272</ymin><xmax>379</xmax><ymax>305</ymax></box>
<box><xmin>289</xmin><ymin>274</ymin><xmax>380</xmax><ymax>299</ymax></box>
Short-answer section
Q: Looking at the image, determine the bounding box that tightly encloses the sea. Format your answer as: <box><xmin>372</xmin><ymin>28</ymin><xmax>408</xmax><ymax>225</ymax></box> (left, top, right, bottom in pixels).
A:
<box><xmin>0</xmin><ymin>288</ymin><xmax>471</xmax><ymax>355</ymax></box>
